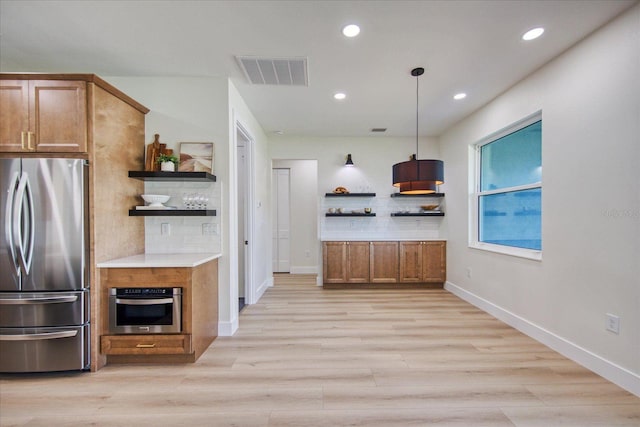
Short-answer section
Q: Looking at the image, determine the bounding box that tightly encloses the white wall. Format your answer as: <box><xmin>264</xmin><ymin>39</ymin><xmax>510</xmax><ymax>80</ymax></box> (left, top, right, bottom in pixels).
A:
<box><xmin>269</xmin><ymin>135</ymin><xmax>447</xmax><ymax>246</ymax></box>
<box><xmin>439</xmin><ymin>4</ymin><xmax>640</xmax><ymax>395</ymax></box>
<box><xmin>228</xmin><ymin>81</ymin><xmax>272</xmax><ymax>323</ymax></box>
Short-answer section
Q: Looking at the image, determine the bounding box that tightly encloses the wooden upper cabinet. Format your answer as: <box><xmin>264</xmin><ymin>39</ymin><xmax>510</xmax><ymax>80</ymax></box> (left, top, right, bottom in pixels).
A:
<box><xmin>370</xmin><ymin>241</ymin><xmax>399</xmax><ymax>283</ymax></box>
<box><xmin>0</xmin><ymin>80</ymin><xmax>87</xmax><ymax>153</ymax></box>
<box><xmin>0</xmin><ymin>80</ymin><xmax>29</xmax><ymax>152</ymax></box>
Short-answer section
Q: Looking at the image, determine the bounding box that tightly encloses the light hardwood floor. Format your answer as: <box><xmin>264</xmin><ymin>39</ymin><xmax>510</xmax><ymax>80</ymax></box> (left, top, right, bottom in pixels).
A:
<box><xmin>1</xmin><ymin>279</ymin><xmax>639</xmax><ymax>426</ymax></box>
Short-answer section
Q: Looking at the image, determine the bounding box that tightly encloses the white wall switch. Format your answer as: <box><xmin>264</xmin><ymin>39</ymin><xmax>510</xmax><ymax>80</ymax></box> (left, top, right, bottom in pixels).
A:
<box><xmin>161</xmin><ymin>223</ymin><xmax>170</xmax><ymax>235</ymax></box>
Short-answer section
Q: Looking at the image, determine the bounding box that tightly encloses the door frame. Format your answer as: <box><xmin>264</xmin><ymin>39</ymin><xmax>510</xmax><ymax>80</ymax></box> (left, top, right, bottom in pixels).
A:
<box><xmin>235</xmin><ymin>121</ymin><xmax>256</xmax><ymax>305</ymax></box>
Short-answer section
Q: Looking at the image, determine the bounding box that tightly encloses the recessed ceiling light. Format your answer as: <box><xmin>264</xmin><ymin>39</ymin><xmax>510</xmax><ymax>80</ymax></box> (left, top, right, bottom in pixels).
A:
<box><xmin>522</xmin><ymin>27</ymin><xmax>544</xmax><ymax>41</ymax></box>
<box><xmin>334</xmin><ymin>92</ymin><xmax>346</xmax><ymax>100</ymax></box>
<box><xmin>453</xmin><ymin>93</ymin><xmax>467</xmax><ymax>100</ymax></box>
<box><xmin>342</xmin><ymin>24</ymin><xmax>360</xmax><ymax>38</ymax></box>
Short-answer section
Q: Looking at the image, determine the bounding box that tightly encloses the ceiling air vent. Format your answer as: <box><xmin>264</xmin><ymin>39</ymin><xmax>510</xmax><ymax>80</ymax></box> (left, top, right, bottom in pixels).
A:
<box><xmin>236</xmin><ymin>56</ymin><xmax>308</xmax><ymax>86</ymax></box>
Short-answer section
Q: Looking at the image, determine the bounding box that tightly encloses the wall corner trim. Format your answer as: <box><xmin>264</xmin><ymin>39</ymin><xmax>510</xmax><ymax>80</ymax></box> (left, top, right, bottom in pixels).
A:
<box><xmin>444</xmin><ymin>281</ymin><xmax>640</xmax><ymax>397</ymax></box>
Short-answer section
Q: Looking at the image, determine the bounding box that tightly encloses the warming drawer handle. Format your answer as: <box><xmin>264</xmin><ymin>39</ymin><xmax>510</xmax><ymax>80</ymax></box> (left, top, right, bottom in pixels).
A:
<box><xmin>0</xmin><ymin>295</ymin><xmax>79</xmax><ymax>305</ymax></box>
<box><xmin>115</xmin><ymin>298</ymin><xmax>174</xmax><ymax>306</ymax></box>
<box><xmin>136</xmin><ymin>343</ymin><xmax>156</xmax><ymax>348</ymax></box>
<box><xmin>0</xmin><ymin>330</ymin><xmax>78</xmax><ymax>341</ymax></box>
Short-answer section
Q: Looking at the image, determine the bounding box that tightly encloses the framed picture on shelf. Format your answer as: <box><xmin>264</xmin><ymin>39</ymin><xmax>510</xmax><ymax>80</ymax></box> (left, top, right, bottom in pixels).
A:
<box><xmin>178</xmin><ymin>142</ymin><xmax>214</xmax><ymax>173</ymax></box>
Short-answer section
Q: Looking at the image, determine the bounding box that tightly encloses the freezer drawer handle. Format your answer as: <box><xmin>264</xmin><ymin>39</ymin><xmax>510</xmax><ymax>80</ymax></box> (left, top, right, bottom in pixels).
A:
<box><xmin>0</xmin><ymin>295</ymin><xmax>79</xmax><ymax>305</ymax></box>
<box><xmin>115</xmin><ymin>298</ymin><xmax>174</xmax><ymax>306</ymax></box>
<box><xmin>0</xmin><ymin>330</ymin><xmax>78</xmax><ymax>341</ymax></box>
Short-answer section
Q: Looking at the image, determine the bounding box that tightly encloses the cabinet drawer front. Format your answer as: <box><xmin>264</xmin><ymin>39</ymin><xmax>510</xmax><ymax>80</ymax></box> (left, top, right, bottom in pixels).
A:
<box><xmin>101</xmin><ymin>334</ymin><xmax>191</xmax><ymax>355</ymax></box>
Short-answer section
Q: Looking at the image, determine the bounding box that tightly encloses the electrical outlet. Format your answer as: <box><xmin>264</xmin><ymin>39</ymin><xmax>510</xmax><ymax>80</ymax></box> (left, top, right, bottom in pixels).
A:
<box><xmin>606</xmin><ymin>313</ymin><xmax>620</xmax><ymax>334</ymax></box>
<box><xmin>161</xmin><ymin>223</ymin><xmax>170</xmax><ymax>235</ymax></box>
<box><xmin>305</xmin><ymin>250</ymin><xmax>311</xmax><ymax>258</ymax></box>
<box><xmin>466</xmin><ymin>267</ymin><xmax>472</xmax><ymax>278</ymax></box>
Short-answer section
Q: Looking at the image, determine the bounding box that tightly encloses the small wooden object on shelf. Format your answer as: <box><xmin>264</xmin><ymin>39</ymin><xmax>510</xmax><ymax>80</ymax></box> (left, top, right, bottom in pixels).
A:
<box><xmin>145</xmin><ymin>134</ymin><xmax>174</xmax><ymax>172</ymax></box>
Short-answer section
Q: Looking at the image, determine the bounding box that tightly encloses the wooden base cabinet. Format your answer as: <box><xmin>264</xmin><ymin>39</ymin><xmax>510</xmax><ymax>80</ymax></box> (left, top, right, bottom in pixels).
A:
<box><xmin>323</xmin><ymin>240</ymin><xmax>445</xmax><ymax>287</ymax></box>
<box><xmin>100</xmin><ymin>259</ymin><xmax>218</xmax><ymax>364</ymax></box>
<box><xmin>399</xmin><ymin>241</ymin><xmax>446</xmax><ymax>283</ymax></box>
<box><xmin>323</xmin><ymin>241</ymin><xmax>370</xmax><ymax>283</ymax></box>
<box><xmin>370</xmin><ymin>241</ymin><xmax>399</xmax><ymax>283</ymax></box>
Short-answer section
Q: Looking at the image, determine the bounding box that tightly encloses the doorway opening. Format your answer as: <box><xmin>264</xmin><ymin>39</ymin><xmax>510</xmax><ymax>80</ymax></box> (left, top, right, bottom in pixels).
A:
<box><xmin>271</xmin><ymin>159</ymin><xmax>319</xmax><ymax>285</ymax></box>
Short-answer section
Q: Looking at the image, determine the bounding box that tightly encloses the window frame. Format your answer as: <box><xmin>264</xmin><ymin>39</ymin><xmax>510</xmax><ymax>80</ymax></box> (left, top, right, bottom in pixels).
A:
<box><xmin>469</xmin><ymin>111</ymin><xmax>542</xmax><ymax>261</ymax></box>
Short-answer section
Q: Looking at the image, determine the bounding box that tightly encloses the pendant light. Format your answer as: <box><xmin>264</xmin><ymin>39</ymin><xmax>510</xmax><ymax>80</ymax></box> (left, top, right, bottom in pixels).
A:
<box><xmin>392</xmin><ymin>67</ymin><xmax>444</xmax><ymax>194</ymax></box>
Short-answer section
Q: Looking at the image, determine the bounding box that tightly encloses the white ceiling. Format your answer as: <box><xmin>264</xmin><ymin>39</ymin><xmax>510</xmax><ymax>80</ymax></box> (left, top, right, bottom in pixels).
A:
<box><xmin>0</xmin><ymin>0</ymin><xmax>635</xmax><ymax>137</ymax></box>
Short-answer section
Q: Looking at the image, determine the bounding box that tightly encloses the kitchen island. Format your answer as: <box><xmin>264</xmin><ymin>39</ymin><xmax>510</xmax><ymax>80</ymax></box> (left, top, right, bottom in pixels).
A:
<box><xmin>98</xmin><ymin>253</ymin><xmax>221</xmax><ymax>365</ymax></box>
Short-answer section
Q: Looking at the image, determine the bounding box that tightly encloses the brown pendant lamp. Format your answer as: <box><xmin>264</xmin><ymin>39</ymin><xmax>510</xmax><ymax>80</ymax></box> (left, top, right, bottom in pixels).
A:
<box><xmin>392</xmin><ymin>67</ymin><xmax>444</xmax><ymax>194</ymax></box>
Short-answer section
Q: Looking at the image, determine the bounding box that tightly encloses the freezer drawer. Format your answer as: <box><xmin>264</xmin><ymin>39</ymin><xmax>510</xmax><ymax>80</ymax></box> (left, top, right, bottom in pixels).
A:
<box><xmin>0</xmin><ymin>290</ymin><xmax>89</xmax><ymax>328</ymax></box>
<box><xmin>0</xmin><ymin>324</ymin><xmax>89</xmax><ymax>372</ymax></box>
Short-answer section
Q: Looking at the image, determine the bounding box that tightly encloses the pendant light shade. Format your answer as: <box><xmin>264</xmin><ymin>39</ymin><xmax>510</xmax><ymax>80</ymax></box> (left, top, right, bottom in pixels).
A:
<box><xmin>392</xmin><ymin>67</ymin><xmax>444</xmax><ymax>194</ymax></box>
<box><xmin>392</xmin><ymin>158</ymin><xmax>443</xmax><ymax>194</ymax></box>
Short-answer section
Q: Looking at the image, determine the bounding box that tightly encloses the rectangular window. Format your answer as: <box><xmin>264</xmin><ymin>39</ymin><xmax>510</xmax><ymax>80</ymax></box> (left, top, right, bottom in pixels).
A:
<box><xmin>471</xmin><ymin>113</ymin><xmax>542</xmax><ymax>259</ymax></box>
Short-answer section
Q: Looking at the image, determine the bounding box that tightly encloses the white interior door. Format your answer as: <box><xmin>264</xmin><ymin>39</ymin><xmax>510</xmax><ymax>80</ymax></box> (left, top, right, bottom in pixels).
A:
<box><xmin>272</xmin><ymin>168</ymin><xmax>290</xmax><ymax>272</ymax></box>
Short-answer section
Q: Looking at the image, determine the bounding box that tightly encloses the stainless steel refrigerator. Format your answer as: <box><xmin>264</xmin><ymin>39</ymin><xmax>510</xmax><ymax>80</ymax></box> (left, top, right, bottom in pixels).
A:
<box><xmin>0</xmin><ymin>158</ymin><xmax>90</xmax><ymax>372</ymax></box>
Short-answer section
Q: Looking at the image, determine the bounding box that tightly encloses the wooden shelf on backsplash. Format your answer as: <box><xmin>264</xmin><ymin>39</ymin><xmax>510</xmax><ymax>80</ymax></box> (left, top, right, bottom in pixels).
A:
<box><xmin>129</xmin><ymin>209</ymin><xmax>216</xmax><ymax>217</ymax></box>
<box><xmin>390</xmin><ymin>193</ymin><xmax>444</xmax><ymax>198</ymax></box>
<box><xmin>325</xmin><ymin>193</ymin><xmax>376</xmax><ymax>197</ymax></box>
<box><xmin>128</xmin><ymin>171</ymin><xmax>216</xmax><ymax>182</ymax></box>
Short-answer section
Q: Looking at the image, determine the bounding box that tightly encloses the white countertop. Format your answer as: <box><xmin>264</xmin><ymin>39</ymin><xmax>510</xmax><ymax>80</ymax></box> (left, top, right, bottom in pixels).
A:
<box><xmin>320</xmin><ymin>238</ymin><xmax>446</xmax><ymax>242</ymax></box>
<box><xmin>97</xmin><ymin>253</ymin><xmax>222</xmax><ymax>268</ymax></box>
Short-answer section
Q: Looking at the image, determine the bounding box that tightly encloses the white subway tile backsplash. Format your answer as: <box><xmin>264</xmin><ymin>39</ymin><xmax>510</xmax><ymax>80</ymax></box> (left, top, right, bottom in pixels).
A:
<box><xmin>143</xmin><ymin>180</ymin><xmax>221</xmax><ymax>254</ymax></box>
<box><xmin>320</xmin><ymin>193</ymin><xmax>445</xmax><ymax>241</ymax></box>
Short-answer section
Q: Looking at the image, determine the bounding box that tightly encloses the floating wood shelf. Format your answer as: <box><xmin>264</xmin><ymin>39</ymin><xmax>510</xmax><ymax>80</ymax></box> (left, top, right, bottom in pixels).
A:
<box><xmin>390</xmin><ymin>212</ymin><xmax>445</xmax><ymax>217</ymax></box>
<box><xmin>129</xmin><ymin>209</ymin><xmax>216</xmax><ymax>217</ymax></box>
<box><xmin>390</xmin><ymin>193</ymin><xmax>444</xmax><ymax>198</ymax></box>
<box><xmin>128</xmin><ymin>171</ymin><xmax>216</xmax><ymax>182</ymax></box>
<box><xmin>325</xmin><ymin>213</ymin><xmax>376</xmax><ymax>217</ymax></box>
<box><xmin>325</xmin><ymin>193</ymin><xmax>376</xmax><ymax>197</ymax></box>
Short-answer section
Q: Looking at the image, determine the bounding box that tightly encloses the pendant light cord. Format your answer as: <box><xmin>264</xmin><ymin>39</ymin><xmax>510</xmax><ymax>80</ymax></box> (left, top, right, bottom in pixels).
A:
<box><xmin>415</xmin><ymin>72</ymin><xmax>419</xmax><ymax>159</ymax></box>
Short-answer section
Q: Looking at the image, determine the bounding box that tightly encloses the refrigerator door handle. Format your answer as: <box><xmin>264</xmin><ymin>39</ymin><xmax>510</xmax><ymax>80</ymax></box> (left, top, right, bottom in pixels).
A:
<box><xmin>4</xmin><ymin>171</ymin><xmax>20</xmax><ymax>276</ymax></box>
<box><xmin>0</xmin><ymin>295</ymin><xmax>79</xmax><ymax>305</ymax></box>
<box><xmin>0</xmin><ymin>330</ymin><xmax>78</xmax><ymax>341</ymax></box>
<box><xmin>13</xmin><ymin>172</ymin><xmax>35</xmax><ymax>275</ymax></box>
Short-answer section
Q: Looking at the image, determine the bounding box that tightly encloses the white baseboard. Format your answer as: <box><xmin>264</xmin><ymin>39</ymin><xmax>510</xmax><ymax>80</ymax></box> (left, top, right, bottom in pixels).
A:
<box><xmin>256</xmin><ymin>276</ymin><xmax>272</xmax><ymax>301</ymax></box>
<box><xmin>290</xmin><ymin>266</ymin><xmax>318</xmax><ymax>274</ymax></box>
<box><xmin>218</xmin><ymin>317</ymin><xmax>238</xmax><ymax>337</ymax></box>
<box><xmin>445</xmin><ymin>281</ymin><xmax>640</xmax><ymax>397</ymax></box>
